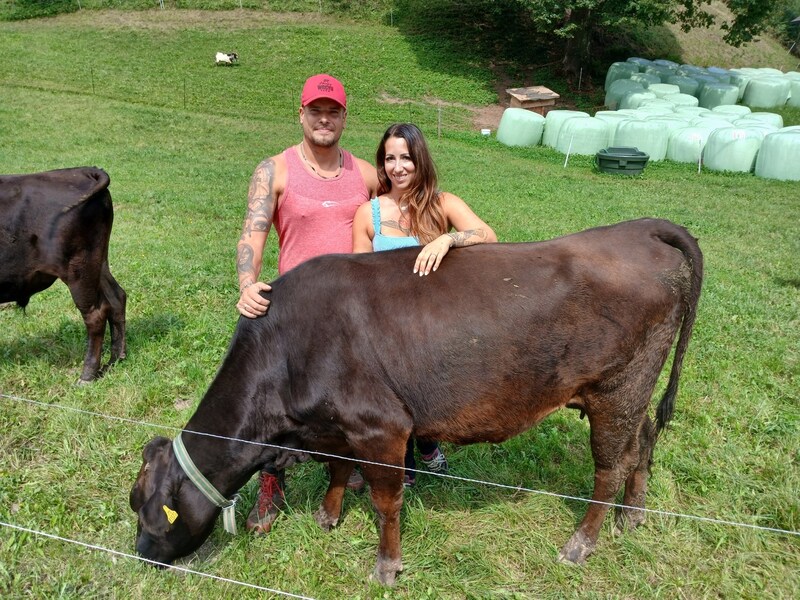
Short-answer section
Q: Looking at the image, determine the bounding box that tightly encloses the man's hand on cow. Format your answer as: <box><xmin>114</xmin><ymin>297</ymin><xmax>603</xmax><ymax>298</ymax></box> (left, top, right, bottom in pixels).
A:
<box><xmin>414</xmin><ymin>234</ymin><xmax>454</xmax><ymax>276</ymax></box>
<box><xmin>237</xmin><ymin>282</ymin><xmax>271</xmax><ymax>318</ymax></box>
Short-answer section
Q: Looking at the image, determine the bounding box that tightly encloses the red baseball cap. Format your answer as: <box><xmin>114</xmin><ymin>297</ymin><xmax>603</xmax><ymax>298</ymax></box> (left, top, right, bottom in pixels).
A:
<box><xmin>301</xmin><ymin>74</ymin><xmax>347</xmax><ymax>109</ymax></box>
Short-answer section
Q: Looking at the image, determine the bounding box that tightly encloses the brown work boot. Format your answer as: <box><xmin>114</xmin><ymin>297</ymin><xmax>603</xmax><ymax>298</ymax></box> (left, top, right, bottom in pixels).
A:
<box><xmin>246</xmin><ymin>471</ymin><xmax>285</xmax><ymax>534</ymax></box>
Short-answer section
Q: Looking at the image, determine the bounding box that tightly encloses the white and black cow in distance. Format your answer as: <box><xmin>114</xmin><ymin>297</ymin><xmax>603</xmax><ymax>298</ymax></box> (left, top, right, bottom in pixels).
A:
<box><xmin>131</xmin><ymin>218</ymin><xmax>703</xmax><ymax>585</ymax></box>
<box><xmin>0</xmin><ymin>167</ymin><xmax>126</xmax><ymax>382</ymax></box>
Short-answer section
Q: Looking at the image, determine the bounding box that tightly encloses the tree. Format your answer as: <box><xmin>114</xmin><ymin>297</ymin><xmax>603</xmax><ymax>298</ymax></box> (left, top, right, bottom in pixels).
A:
<box><xmin>515</xmin><ymin>0</ymin><xmax>779</xmax><ymax>75</ymax></box>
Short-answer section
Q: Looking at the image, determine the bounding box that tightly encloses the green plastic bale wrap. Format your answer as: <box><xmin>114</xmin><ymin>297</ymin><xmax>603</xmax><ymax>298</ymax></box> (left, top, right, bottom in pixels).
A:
<box><xmin>605</xmin><ymin>79</ymin><xmax>644</xmax><ymax>110</ymax></box>
<box><xmin>693</xmin><ymin>74</ymin><xmax>721</xmax><ymax>93</ymax></box>
<box><xmin>787</xmin><ymin>80</ymin><xmax>800</xmax><ymax>108</ymax></box>
<box><xmin>733</xmin><ymin>119</ymin><xmax>779</xmax><ymax>137</ymax></box>
<box><xmin>742</xmin><ymin>77</ymin><xmax>791</xmax><ymax>108</ymax></box>
<box><xmin>626</xmin><ymin>57</ymin><xmax>653</xmax><ymax>71</ymax></box>
<box><xmin>614</xmin><ymin>120</ymin><xmax>670</xmax><ymax>161</ymax></box>
<box><xmin>667</xmin><ymin>127</ymin><xmax>712</xmax><ymax>163</ymax></box>
<box><xmin>666</xmin><ymin>75</ymin><xmax>700</xmax><ymax>96</ymax></box>
<box><xmin>555</xmin><ymin>117</ymin><xmax>610</xmax><ymax>156</ymax></box>
<box><xmin>496</xmin><ymin>108</ymin><xmax>546</xmax><ymax>147</ymax></box>
<box><xmin>619</xmin><ymin>90</ymin><xmax>657</xmax><ymax>109</ymax></box>
<box><xmin>653</xmin><ymin>59</ymin><xmax>680</xmax><ymax>68</ymax></box>
<box><xmin>741</xmin><ymin>112</ymin><xmax>783</xmax><ymax>129</ymax></box>
<box><xmin>703</xmin><ymin>127</ymin><xmax>765</xmax><ymax>173</ymax></box>
<box><xmin>542</xmin><ymin>110</ymin><xmax>590</xmax><ymax>148</ymax></box>
<box><xmin>675</xmin><ymin>106</ymin><xmax>710</xmax><ymax>118</ymax></box>
<box><xmin>755</xmin><ymin>130</ymin><xmax>800</xmax><ymax>180</ymax></box>
<box><xmin>669</xmin><ymin>93</ymin><xmax>700</xmax><ymax>107</ymax></box>
<box><xmin>605</xmin><ymin>62</ymin><xmax>639</xmax><ymax>90</ymax></box>
<box><xmin>639</xmin><ymin>98</ymin><xmax>677</xmax><ymax>110</ymax></box>
<box><xmin>645</xmin><ymin>65</ymin><xmax>676</xmax><ymax>81</ymax></box>
<box><xmin>648</xmin><ymin>83</ymin><xmax>681</xmax><ymax>98</ymax></box>
<box><xmin>698</xmin><ymin>83</ymin><xmax>739</xmax><ymax>108</ymax></box>
<box><xmin>691</xmin><ymin>116</ymin><xmax>739</xmax><ymax>132</ymax></box>
<box><xmin>630</xmin><ymin>72</ymin><xmax>661</xmax><ymax>88</ymax></box>
<box><xmin>711</xmin><ymin>105</ymin><xmax>751</xmax><ymax>118</ymax></box>
<box><xmin>727</xmin><ymin>70</ymin><xmax>752</xmax><ymax>101</ymax></box>
<box><xmin>646</xmin><ymin>116</ymin><xmax>691</xmax><ymax>136</ymax></box>
<box><xmin>594</xmin><ymin>111</ymin><xmax>639</xmax><ymax>146</ymax></box>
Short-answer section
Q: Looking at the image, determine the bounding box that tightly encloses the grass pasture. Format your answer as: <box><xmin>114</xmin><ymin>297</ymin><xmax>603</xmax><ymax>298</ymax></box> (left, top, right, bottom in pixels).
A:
<box><xmin>1</xmin><ymin>8</ymin><xmax>799</xmax><ymax>599</ymax></box>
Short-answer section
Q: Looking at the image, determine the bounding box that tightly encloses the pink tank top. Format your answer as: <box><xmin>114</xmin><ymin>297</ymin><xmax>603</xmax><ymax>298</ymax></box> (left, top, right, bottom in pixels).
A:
<box><xmin>275</xmin><ymin>147</ymin><xmax>369</xmax><ymax>274</ymax></box>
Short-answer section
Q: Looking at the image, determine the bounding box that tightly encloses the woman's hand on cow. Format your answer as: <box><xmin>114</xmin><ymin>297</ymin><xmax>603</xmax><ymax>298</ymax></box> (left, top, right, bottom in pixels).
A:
<box><xmin>237</xmin><ymin>282</ymin><xmax>271</xmax><ymax>318</ymax></box>
<box><xmin>414</xmin><ymin>234</ymin><xmax>454</xmax><ymax>276</ymax></box>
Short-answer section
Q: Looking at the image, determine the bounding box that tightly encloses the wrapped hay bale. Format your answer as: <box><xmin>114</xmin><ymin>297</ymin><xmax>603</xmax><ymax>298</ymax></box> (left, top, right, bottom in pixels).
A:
<box><xmin>742</xmin><ymin>77</ymin><xmax>791</xmax><ymax>108</ymax></box>
<box><xmin>727</xmin><ymin>70</ymin><xmax>752</xmax><ymax>101</ymax></box>
<box><xmin>755</xmin><ymin>130</ymin><xmax>800</xmax><ymax>180</ymax></box>
<box><xmin>699</xmin><ymin>83</ymin><xmax>740</xmax><ymax>109</ymax></box>
<box><xmin>669</xmin><ymin>93</ymin><xmax>700</xmax><ymax>107</ymax></box>
<box><xmin>619</xmin><ymin>90</ymin><xmax>657</xmax><ymax>109</ymax></box>
<box><xmin>711</xmin><ymin>105</ymin><xmax>752</xmax><ymax>118</ymax></box>
<box><xmin>605</xmin><ymin>62</ymin><xmax>639</xmax><ymax>90</ymax></box>
<box><xmin>496</xmin><ymin>108</ymin><xmax>547</xmax><ymax>147</ymax></box>
<box><xmin>630</xmin><ymin>72</ymin><xmax>662</xmax><ymax>88</ymax></box>
<box><xmin>626</xmin><ymin>57</ymin><xmax>653</xmax><ymax>71</ymax></box>
<box><xmin>667</xmin><ymin>127</ymin><xmax>713</xmax><ymax>163</ymax></box>
<box><xmin>594</xmin><ymin>111</ymin><xmax>639</xmax><ymax>146</ymax></box>
<box><xmin>703</xmin><ymin>127</ymin><xmax>765</xmax><ymax>173</ymax></box>
<box><xmin>555</xmin><ymin>117</ymin><xmax>611</xmax><ymax>156</ymax></box>
<box><xmin>605</xmin><ymin>79</ymin><xmax>645</xmax><ymax>110</ymax></box>
<box><xmin>614</xmin><ymin>119</ymin><xmax>670</xmax><ymax>161</ymax></box>
<box><xmin>787</xmin><ymin>80</ymin><xmax>800</xmax><ymax>108</ymax></box>
<box><xmin>666</xmin><ymin>75</ymin><xmax>700</xmax><ymax>96</ymax></box>
<box><xmin>742</xmin><ymin>112</ymin><xmax>784</xmax><ymax>129</ymax></box>
<box><xmin>542</xmin><ymin>110</ymin><xmax>590</xmax><ymax>148</ymax></box>
<box><xmin>648</xmin><ymin>83</ymin><xmax>681</xmax><ymax>98</ymax></box>
<box><xmin>675</xmin><ymin>106</ymin><xmax>711</xmax><ymax>118</ymax></box>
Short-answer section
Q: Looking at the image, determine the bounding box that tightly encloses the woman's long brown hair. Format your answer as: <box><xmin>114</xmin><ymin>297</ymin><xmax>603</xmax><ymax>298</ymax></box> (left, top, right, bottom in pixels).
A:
<box><xmin>376</xmin><ymin>123</ymin><xmax>448</xmax><ymax>243</ymax></box>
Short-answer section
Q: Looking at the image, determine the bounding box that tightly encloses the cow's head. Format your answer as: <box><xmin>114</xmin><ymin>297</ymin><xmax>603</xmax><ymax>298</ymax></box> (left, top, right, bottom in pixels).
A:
<box><xmin>129</xmin><ymin>437</ymin><xmax>219</xmax><ymax>565</ymax></box>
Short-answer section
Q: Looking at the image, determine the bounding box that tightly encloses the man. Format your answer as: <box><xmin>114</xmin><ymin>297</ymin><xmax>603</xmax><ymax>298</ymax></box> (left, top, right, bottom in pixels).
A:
<box><xmin>236</xmin><ymin>73</ymin><xmax>378</xmax><ymax>534</ymax></box>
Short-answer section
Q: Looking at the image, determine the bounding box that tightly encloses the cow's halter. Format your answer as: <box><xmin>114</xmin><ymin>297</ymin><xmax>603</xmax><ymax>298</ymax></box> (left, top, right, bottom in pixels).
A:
<box><xmin>172</xmin><ymin>432</ymin><xmax>239</xmax><ymax>535</ymax></box>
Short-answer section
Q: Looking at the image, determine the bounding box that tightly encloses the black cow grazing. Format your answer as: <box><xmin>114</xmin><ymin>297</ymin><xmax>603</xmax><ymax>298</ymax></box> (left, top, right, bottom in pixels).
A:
<box><xmin>0</xmin><ymin>167</ymin><xmax>126</xmax><ymax>382</ymax></box>
<box><xmin>131</xmin><ymin>218</ymin><xmax>702</xmax><ymax>585</ymax></box>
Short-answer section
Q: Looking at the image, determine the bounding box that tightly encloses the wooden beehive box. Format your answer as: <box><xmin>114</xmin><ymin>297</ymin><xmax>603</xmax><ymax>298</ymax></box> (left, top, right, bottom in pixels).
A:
<box><xmin>506</xmin><ymin>86</ymin><xmax>560</xmax><ymax>115</ymax></box>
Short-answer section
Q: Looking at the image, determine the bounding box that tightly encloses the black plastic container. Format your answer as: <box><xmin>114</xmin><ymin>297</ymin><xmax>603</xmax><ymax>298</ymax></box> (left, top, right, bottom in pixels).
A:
<box><xmin>596</xmin><ymin>147</ymin><xmax>650</xmax><ymax>175</ymax></box>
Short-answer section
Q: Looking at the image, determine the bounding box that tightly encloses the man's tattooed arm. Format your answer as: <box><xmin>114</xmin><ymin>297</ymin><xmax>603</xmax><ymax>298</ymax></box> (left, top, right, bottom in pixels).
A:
<box><xmin>237</xmin><ymin>159</ymin><xmax>276</xmax><ymax>292</ymax></box>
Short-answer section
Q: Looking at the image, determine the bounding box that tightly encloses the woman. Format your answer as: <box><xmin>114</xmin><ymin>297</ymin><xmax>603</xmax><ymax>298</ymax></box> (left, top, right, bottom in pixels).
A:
<box><xmin>352</xmin><ymin>123</ymin><xmax>497</xmax><ymax>485</ymax></box>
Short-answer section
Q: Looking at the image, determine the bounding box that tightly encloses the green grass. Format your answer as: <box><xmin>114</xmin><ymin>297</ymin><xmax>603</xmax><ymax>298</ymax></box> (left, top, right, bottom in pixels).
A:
<box><xmin>1</xmin><ymin>8</ymin><xmax>799</xmax><ymax>600</ymax></box>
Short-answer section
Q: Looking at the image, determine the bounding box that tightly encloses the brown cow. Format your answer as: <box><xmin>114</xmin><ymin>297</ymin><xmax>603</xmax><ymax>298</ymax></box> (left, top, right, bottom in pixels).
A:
<box><xmin>0</xmin><ymin>167</ymin><xmax>126</xmax><ymax>382</ymax></box>
<box><xmin>130</xmin><ymin>218</ymin><xmax>702</xmax><ymax>584</ymax></box>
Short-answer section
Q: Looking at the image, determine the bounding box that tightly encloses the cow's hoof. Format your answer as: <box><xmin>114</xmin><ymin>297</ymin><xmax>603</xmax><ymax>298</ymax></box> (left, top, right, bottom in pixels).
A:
<box><xmin>614</xmin><ymin>506</ymin><xmax>647</xmax><ymax>535</ymax></box>
<box><xmin>557</xmin><ymin>530</ymin><xmax>595</xmax><ymax>565</ymax></box>
<box><xmin>370</xmin><ymin>558</ymin><xmax>403</xmax><ymax>586</ymax></box>
<box><xmin>313</xmin><ymin>507</ymin><xmax>338</xmax><ymax>532</ymax></box>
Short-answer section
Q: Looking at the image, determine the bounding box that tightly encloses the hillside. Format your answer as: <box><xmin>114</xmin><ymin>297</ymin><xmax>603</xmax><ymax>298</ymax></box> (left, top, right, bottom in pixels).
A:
<box><xmin>648</xmin><ymin>2</ymin><xmax>798</xmax><ymax>71</ymax></box>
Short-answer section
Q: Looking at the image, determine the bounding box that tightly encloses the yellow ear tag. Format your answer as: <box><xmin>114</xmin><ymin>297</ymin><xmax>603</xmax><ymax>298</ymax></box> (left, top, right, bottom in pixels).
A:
<box><xmin>163</xmin><ymin>505</ymin><xmax>178</xmax><ymax>524</ymax></box>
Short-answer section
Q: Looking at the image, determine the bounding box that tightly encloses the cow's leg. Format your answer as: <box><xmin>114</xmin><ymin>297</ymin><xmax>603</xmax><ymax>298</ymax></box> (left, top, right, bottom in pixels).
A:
<box><xmin>616</xmin><ymin>415</ymin><xmax>655</xmax><ymax>533</ymax></box>
<box><xmin>100</xmin><ymin>262</ymin><xmax>126</xmax><ymax>364</ymax></box>
<box><xmin>314</xmin><ymin>459</ymin><xmax>351</xmax><ymax>531</ymax></box>
<box><xmin>65</xmin><ymin>265</ymin><xmax>107</xmax><ymax>383</ymax></box>
<box><xmin>560</xmin><ymin>318</ymin><xmax>678</xmax><ymax>564</ymax></box>
<box><xmin>559</xmin><ymin>399</ymin><xmax>650</xmax><ymax>565</ymax></box>
<box><xmin>361</xmin><ymin>457</ymin><xmax>405</xmax><ymax>586</ymax></box>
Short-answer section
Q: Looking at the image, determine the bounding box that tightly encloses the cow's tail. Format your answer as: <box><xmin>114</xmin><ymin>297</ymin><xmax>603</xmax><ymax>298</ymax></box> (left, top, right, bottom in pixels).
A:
<box><xmin>654</xmin><ymin>221</ymin><xmax>704</xmax><ymax>436</ymax></box>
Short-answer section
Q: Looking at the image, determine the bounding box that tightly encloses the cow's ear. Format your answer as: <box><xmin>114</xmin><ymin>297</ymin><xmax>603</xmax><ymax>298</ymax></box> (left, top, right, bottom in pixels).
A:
<box><xmin>130</xmin><ymin>437</ymin><xmax>172</xmax><ymax>512</ymax></box>
<box><xmin>143</xmin><ymin>437</ymin><xmax>172</xmax><ymax>462</ymax></box>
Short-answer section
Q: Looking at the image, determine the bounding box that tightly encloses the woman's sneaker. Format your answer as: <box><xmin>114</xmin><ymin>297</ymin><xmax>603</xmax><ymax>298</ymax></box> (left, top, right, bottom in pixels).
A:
<box><xmin>420</xmin><ymin>448</ymin><xmax>449</xmax><ymax>474</ymax></box>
